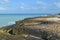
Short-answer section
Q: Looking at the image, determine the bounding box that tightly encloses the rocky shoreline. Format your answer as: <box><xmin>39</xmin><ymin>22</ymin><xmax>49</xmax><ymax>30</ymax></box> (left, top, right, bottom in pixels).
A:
<box><xmin>0</xmin><ymin>15</ymin><xmax>60</xmax><ymax>40</ymax></box>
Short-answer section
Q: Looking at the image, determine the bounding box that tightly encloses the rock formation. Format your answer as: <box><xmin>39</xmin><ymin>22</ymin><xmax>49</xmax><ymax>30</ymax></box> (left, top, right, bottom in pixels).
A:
<box><xmin>0</xmin><ymin>15</ymin><xmax>60</xmax><ymax>40</ymax></box>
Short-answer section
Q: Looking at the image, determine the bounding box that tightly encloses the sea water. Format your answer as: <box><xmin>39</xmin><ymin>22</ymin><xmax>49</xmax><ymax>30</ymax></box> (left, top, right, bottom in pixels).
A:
<box><xmin>0</xmin><ymin>14</ymin><xmax>48</xmax><ymax>27</ymax></box>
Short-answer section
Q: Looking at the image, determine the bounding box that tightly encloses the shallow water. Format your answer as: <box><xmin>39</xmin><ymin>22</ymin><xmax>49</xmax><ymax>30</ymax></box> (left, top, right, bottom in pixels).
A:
<box><xmin>0</xmin><ymin>14</ymin><xmax>47</xmax><ymax>27</ymax></box>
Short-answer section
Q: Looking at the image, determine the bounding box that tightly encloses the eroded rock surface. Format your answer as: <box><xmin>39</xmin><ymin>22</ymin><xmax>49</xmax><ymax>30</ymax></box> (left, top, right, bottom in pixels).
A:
<box><xmin>0</xmin><ymin>15</ymin><xmax>60</xmax><ymax>40</ymax></box>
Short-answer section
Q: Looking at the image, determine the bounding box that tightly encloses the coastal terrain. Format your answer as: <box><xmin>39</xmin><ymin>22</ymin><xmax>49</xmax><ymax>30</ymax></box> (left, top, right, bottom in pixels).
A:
<box><xmin>0</xmin><ymin>14</ymin><xmax>60</xmax><ymax>40</ymax></box>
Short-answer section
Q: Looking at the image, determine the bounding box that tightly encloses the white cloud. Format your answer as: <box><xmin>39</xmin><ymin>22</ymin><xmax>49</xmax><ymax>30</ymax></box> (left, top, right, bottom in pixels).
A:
<box><xmin>0</xmin><ymin>7</ymin><xmax>6</xmax><ymax>10</ymax></box>
<box><xmin>19</xmin><ymin>1</ymin><xmax>58</xmax><ymax>12</ymax></box>
<box><xmin>19</xmin><ymin>1</ymin><xmax>49</xmax><ymax>11</ymax></box>
<box><xmin>0</xmin><ymin>0</ymin><xmax>9</xmax><ymax>4</ymax></box>
<box><xmin>36</xmin><ymin>1</ymin><xmax>60</xmax><ymax>11</ymax></box>
<box><xmin>36</xmin><ymin>1</ymin><xmax>47</xmax><ymax>5</ymax></box>
<box><xmin>20</xmin><ymin>6</ymin><xmax>24</xmax><ymax>9</ymax></box>
<box><xmin>3</xmin><ymin>0</ymin><xmax>9</xmax><ymax>2</ymax></box>
<box><xmin>20</xmin><ymin>3</ymin><xmax>29</xmax><ymax>10</ymax></box>
<box><xmin>20</xmin><ymin>6</ymin><xmax>25</xmax><ymax>10</ymax></box>
<box><xmin>20</xmin><ymin>3</ymin><xmax>25</xmax><ymax>9</ymax></box>
<box><xmin>36</xmin><ymin>1</ymin><xmax>48</xmax><ymax>10</ymax></box>
<box><xmin>54</xmin><ymin>2</ymin><xmax>60</xmax><ymax>8</ymax></box>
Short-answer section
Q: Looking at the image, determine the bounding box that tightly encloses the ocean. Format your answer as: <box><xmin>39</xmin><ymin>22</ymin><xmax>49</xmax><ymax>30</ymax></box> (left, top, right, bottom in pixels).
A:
<box><xmin>0</xmin><ymin>14</ymin><xmax>48</xmax><ymax>27</ymax></box>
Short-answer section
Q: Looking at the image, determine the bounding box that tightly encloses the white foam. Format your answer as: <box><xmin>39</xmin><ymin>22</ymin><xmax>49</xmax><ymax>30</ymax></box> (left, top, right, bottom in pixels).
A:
<box><xmin>8</xmin><ymin>21</ymin><xmax>15</xmax><ymax>25</ymax></box>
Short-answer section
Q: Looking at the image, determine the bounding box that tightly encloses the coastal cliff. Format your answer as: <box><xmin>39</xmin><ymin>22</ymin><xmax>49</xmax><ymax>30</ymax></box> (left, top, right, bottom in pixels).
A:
<box><xmin>0</xmin><ymin>15</ymin><xmax>60</xmax><ymax>40</ymax></box>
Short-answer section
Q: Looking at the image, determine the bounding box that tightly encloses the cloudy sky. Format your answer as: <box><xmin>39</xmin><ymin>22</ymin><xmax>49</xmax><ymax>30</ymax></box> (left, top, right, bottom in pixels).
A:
<box><xmin>0</xmin><ymin>0</ymin><xmax>60</xmax><ymax>14</ymax></box>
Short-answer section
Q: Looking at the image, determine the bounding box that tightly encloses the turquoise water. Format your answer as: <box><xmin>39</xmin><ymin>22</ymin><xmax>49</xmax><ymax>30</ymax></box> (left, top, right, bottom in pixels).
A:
<box><xmin>0</xmin><ymin>14</ymin><xmax>47</xmax><ymax>27</ymax></box>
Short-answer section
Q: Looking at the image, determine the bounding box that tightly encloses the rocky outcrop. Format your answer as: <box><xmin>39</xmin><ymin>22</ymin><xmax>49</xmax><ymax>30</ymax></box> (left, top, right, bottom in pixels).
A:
<box><xmin>0</xmin><ymin>15</ymin><xmax>60</xmax><ymax>40</ymax></box>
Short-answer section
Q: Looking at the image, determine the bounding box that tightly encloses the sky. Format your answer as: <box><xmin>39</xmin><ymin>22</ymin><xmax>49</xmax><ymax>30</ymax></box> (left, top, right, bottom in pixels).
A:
<box><xmin>0</xmin><ymin>0</ymin><xmax>60</xmax><ymax>14</ymax></box>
